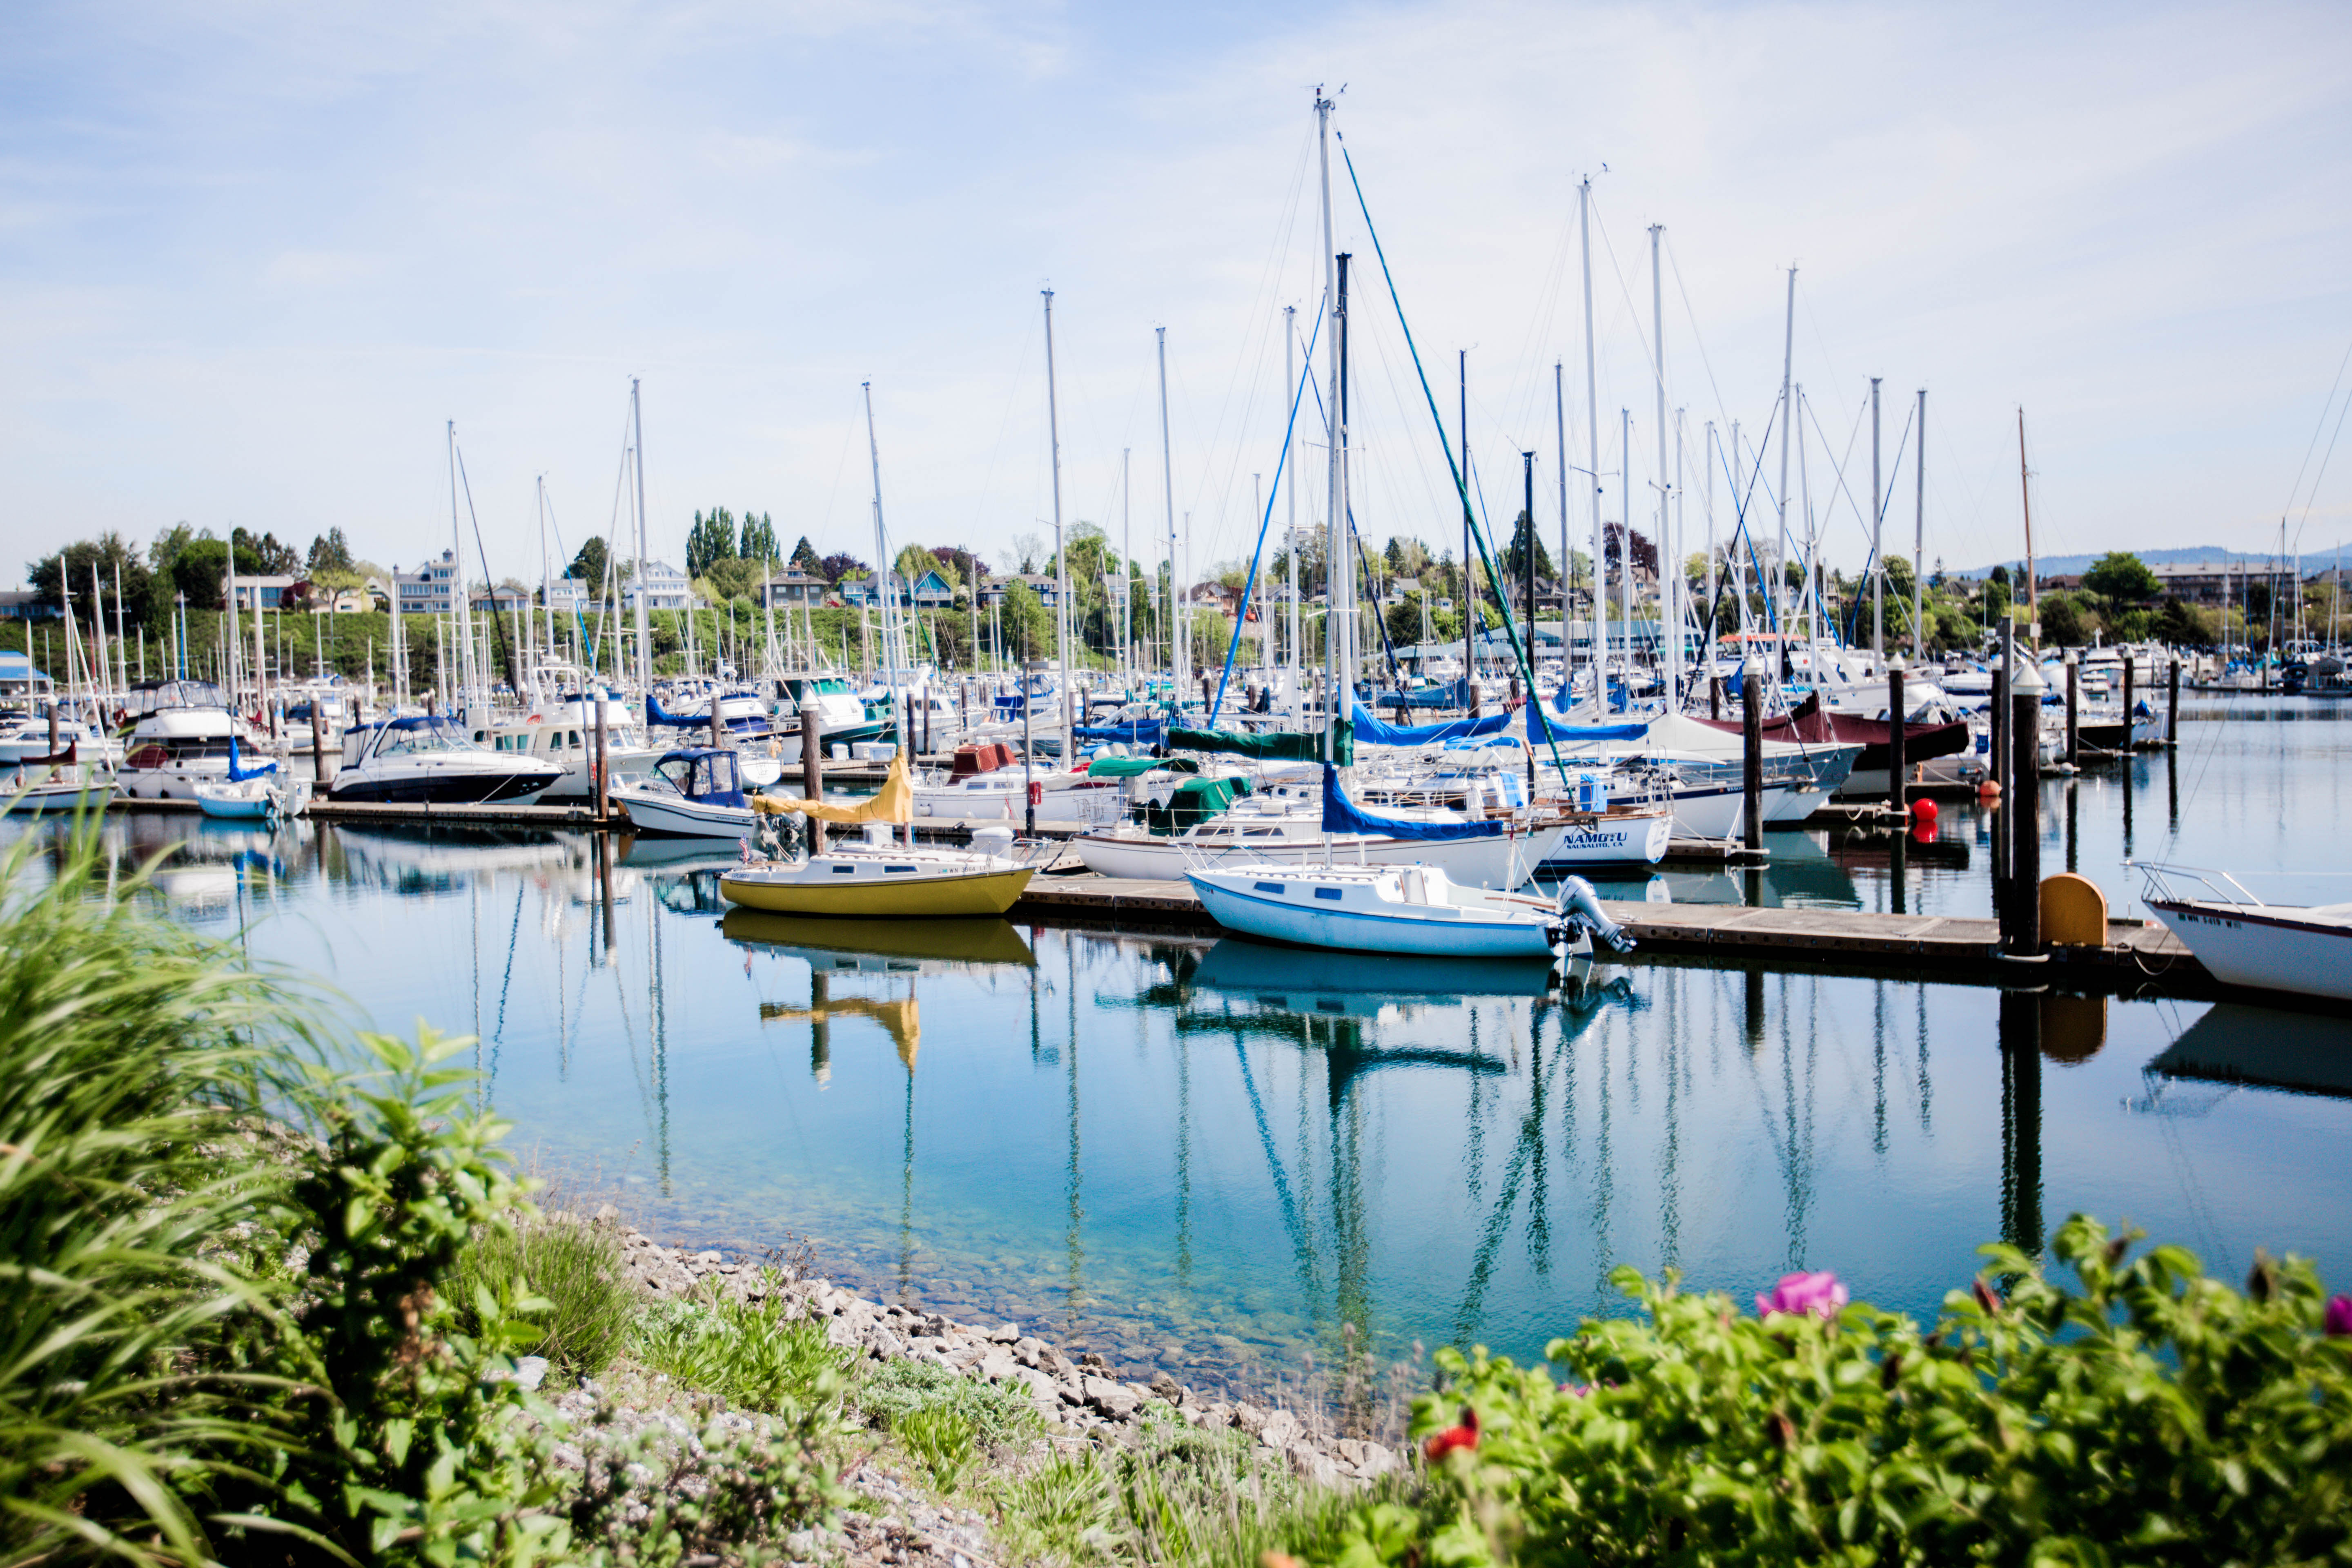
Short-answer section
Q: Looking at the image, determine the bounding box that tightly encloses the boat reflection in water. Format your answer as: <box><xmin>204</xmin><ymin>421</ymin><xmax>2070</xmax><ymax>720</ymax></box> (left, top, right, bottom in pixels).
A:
<box><xmin>2150</xmin><ymin>1004</ymin><xmax>2352</xmax><ymax>1102</ymax></box>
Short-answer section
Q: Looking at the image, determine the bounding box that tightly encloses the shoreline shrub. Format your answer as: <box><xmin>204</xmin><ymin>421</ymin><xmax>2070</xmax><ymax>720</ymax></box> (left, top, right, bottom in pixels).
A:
<box><xmin>1304</xmin><ymin>1216</ymin><xmax>2352</xmax><ymax>1567</ymax></box>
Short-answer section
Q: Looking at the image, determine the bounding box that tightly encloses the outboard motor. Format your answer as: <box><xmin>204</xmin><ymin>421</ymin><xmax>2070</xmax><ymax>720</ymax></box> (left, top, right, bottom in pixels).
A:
<box><xmin>1554</xmin><ymin>875</ymin><xmax>1636</xmax><ymax>955</ymax></box>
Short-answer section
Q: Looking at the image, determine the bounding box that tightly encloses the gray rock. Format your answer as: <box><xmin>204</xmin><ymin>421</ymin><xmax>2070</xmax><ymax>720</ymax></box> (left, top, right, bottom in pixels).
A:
<box><xmin>1258</xmin><ymin>1408</ymin><xmax>1301</xmax><ymax>1450</ymax></box>
<box><xmin>1233</xmin><ymin>1401</ymin><xmax>1269</xmax><ymax>1437</ymax></box>
<box><xmin>1084</xmin><ymin>1376</ymin><xmax>1140</xmax><ymax>1420</ymax></box>
<box><xmin>1288</xmin><ymin>1442</ymin><xmax>1341</xmax><ymax>1486</ymax></box>
<box><xmin>989</xmin><ymin>1323</ymin><xmax>1021</xmax><ymax>1343</ymax></box>
<box><xmin>977</xmin><ymin>1348</ymin><xmax>1020</xmax><ymax>1383</ymax></box>
<box><xmin>1149</xmin><ymin>1371</ymin><xmax>1181</xmax><ymax>1401</ymax></box>
<box><xmin>1355</xmin><ymin>1441</ymin><xmax>1399</xmax><ymax>1478</ymax></box>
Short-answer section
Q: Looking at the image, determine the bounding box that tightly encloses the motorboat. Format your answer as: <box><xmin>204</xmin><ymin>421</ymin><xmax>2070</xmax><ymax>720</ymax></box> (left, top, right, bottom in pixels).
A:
<box><xmin>465</xmin><ymin>694</ymin><xmax>667</xmax><ymax>802</ymax></box>
<box><xmin>765</xmin><ymin>674</ymin><xmax>897</xmax><ymax>760</ymax></box>
<box><xmin>325</xmin><ymin>715</ymin><xmax>564</xmax><ymax>805</ymax></box>
<box><xmin>1688</xmin><ymin>689</ymin><xmax>1973</xmax><ymax>800</ymax></box>
<box><xmin>0</xmin><ymin>709</ymin><xmax>117</xmax><ymax>766</ymax></box>
<box><xmin>610</xmin><ymin>747</ymin><xmax>775</xmax><ymax>838</ymax></box>
<box><xmin>116</xmin><ymin>680</ymin><xmax>267</xmax><ymax>802</ymax></box>
<box><xmin>1186</xmin><ymin>862</ymin><xmax>1632</xmax><ymax>960</ymax></box>
<box><xmin>2136</xmin><ymin>863</ymin><xmax>2352</xmax><ymax>1004</ymax></box>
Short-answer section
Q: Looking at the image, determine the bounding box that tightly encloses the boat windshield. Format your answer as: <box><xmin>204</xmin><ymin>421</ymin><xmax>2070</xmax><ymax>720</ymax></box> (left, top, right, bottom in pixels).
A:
<box><xmin>374</xmin><ymin>717</ymin><xmax>480</xmax><ymax>756</ymax></box>
<box><xmin>127</xmin><ymin>680</ymin><xmax>228</xmax><ymax>716</ymax></box>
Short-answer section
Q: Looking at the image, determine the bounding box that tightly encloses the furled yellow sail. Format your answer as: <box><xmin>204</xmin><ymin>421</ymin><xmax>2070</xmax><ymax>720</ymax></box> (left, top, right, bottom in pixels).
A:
<box><xmin>752</xmin><ymin>751</ymin><xmax>913</xmax><ymax>825</ymax></box>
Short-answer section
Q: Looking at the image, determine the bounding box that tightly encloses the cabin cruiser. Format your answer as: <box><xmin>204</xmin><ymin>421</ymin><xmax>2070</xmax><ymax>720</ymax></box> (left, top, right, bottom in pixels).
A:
<box><xmin>0</xmin><ymin>708</ymin><xmax>118</xmax><ymax>766</ymax></box>
<box><xmin>116</xmin><ymin>680</ymin><xmax>266</xmax><ymax>801</ymax></box>
<box><xmin>765</xmin><ymin>674</ymin><xmax>896</xmax><ymax>760</ymax></box>
<box><xmin>610</xmin><ymin>747</ymin><xmax>775</xmax><ymax>837</ymax></box>
<box><xmin>326</xmin><ymin>715</ymin><xmax>563</xmax><ymax>805</ymax></box>
<box><xmin>2138</xmin><ymin>863</ymin><xmax>2352</xmax><ymax>1004</ymax></box>
<box><xmin>465</xmin><ymin>693</ymin><xmax>669</xmax><ymax>802</ymax></box>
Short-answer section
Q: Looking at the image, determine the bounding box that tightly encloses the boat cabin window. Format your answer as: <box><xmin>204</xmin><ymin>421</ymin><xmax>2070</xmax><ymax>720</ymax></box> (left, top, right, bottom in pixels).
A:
<box><xmin>885</xmin><ymin>865</ymin><xmax>915</xmax><ymax>873</ymax></box>
<box><xmin>1254</xmin><ymin>882</ymin><xmax>1285</xmax><ymax>893</ymax></box>
<box><xmin>376</xmin><ymin>719</ymin><xmax>474</xmax><ymax>756</ymax></box>
<box><xmin>1314</xmin><ymin>887</ymin><xmax>1343</xmax><ymax>901</ymax></box>
<box><xmin>832</xmin><ymin>864</ymin><xmax>857</xmax><ymax>874</ymax></box>
<box><xmin>655</xmin><ymin>750</ymin><xmax>744</xmax><ymax>802</ymax></box>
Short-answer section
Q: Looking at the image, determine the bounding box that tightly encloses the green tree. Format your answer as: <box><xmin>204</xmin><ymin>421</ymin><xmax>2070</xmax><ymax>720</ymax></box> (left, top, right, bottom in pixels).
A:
<box><xmin>706</xmin><ymin>557</ymin><xmax>762</xmax><ymax>603</ymax></box>
<box><xmin>569</xmin><ymin>535</ymin><xmax>620</xmax><ymax>594</ymax></box>
<box><xmin>788</xmin><ymin>535</ymin><xmax>824</xmax><ymax>574</ymax></box>
<box><xmin>2154</xmin><ymin>597</ymin><xmax>2213</xmax><ymax>648</ymax></box>
<box><xmin>686</xmin><ymin>508</ymin><xmax>739</xmax><ymax>577</ymax></box>
<box><xmin>27</xmin><ymin>534</ymin><xmax>153</xmax><ymax>626</ymax></box>
<box><xmin>1501</xmin><ymin>509</ymin><xmax>1554</xmax><ymax>588</ymax></box>
<box><xmin>739</xmin><ymin>510</ymin><xmax>779</xmax><ymax>566</ymax></box>
<box><xmin>306</xmin><ymin>528</ymin><xmax>354</xmax><ymax>576</ymax></box>
<box><xmin>2040</xmin><ymin>593</ymin><xmax>2092</xmax><ymax>647</ymax></box>
<box><xmin>2083</xmin><ymin>550</ymin><xmax>2161</xmax><ymax>603</ymax></box>
<box><xmin>1982</xmin><ymin>577</ymin><xmax>2012</xmax><ymax>622</ymax></box>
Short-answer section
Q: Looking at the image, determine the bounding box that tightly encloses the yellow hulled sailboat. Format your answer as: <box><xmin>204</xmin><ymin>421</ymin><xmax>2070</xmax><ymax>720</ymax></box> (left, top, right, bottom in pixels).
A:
<box><xmin>717</xmin><ymin>754</ymin><xmax>1038</xmax><ymax>918</ymax></box>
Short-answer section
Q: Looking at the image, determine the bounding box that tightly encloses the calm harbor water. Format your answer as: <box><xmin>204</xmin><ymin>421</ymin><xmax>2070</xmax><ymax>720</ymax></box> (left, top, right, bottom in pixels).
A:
<box><xmin>9</xmin><ymin>700</ymin><xmax>2350</xmax><ymax>1396</ymax></box>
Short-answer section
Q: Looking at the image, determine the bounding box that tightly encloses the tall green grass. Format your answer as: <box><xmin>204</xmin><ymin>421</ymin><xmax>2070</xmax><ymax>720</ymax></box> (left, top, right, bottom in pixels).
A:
<box><xmin>0</xmin><ymin>815</ymin><xmax>325</xmax><ymax>1563</ymax></box>
<box><xmin>450</xmin><ymin>1213</ymin><xmax>635</xmax><ymax>1380</ymax></box>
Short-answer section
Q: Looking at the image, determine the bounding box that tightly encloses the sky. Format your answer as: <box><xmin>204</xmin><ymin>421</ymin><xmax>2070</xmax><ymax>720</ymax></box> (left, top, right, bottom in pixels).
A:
<box><xmin>4</xmin><ymin>0</ymin><xmax>2350</xmax><ymax>592</ymax></box>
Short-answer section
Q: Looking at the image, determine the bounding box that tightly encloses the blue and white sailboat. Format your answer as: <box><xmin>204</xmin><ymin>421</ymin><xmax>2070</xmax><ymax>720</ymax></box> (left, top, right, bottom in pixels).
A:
<box><xmin>1185</xmin><ymin>766</ymin><xmax>1635</xmax><ymax>959</ymax></box>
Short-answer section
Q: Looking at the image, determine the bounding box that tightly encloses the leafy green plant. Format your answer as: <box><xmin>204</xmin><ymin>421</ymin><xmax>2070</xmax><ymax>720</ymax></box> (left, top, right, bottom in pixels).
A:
<box><xmin>452</xmin><ymin>1210</ymin><xmax>634</xmax><ymax>1380</ymax></box>
<box><xmin>1300</xmin><ymin>1216</ymin><xmax>2352</xmax><ymax>1568</ymax></box>
<box><xmin>855</xmin><ymin>1354</ymin><xmax>1043</xmax><ymax>1454</ymax></box>
<box><xmin>894</xmin><ymin>1405</ymin><xmax>980</xmax><ymax>1494</ymax></box>
<box><xmin>630</xmin><ymin>1291</ymin><xmax>853</xmax><ymax>1417</ymax></box>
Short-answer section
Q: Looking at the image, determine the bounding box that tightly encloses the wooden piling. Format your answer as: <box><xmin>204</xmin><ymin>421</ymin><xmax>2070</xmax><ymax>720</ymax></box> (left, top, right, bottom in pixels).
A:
<box><xmin>1741</xmin><ymin>660</ymin><xmax>1764</xmax><ymax>853</ymax></box>
<box><xmin>1886</xmin><ymin>662</ymin><xmax>1908</xmax><ymax>816</ymax></box>
<box><xmin>800</xmin><ymin>697</ymin><xmax>827</xmax><ymax>853</ymax></box>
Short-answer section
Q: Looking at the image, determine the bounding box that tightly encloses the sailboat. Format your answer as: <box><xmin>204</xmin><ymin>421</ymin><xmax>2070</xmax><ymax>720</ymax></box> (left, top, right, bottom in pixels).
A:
<box><xmin>717</xmin><ymin>753</ymin><xmax>1040</xmax><ymax>917</ymax></box>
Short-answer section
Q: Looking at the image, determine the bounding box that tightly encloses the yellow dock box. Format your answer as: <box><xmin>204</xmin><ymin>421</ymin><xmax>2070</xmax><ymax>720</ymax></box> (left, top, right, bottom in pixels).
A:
<box><xmin>2039</xmin><ymin>873</ymin><xmax>2109</xmax><ymax>947</ymax></box>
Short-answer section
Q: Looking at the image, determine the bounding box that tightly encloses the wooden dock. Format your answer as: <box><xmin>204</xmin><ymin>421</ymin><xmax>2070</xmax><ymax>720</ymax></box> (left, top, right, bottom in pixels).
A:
<box><xmin>1007</xmin><ymin>872</ymin><xmax>2213</xmax><ymax>995</ymax></box>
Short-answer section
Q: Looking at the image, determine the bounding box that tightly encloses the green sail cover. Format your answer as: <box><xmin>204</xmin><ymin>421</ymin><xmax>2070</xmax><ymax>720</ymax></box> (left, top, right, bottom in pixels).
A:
<box><xmin>1085</xmin><ymin>755</ymin><xmax>1199</xmax><ymax>780</ymax></box>
<box><xmin>1165</xmin><ymin>721</ymin><xmax>1352</xmax><ymax>766</ymax></box>
<box><xmin>1141</xmin><ymin>774</ymin><xmax>1253</xmax><ymax>836</ymax></box>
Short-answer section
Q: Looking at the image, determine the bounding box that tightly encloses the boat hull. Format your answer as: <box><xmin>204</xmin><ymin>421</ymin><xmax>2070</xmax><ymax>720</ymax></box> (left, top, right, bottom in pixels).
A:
<box><xmin>613</xmin><ymin>789</ymin><xmax>759</xmax><ymax>838</ymax></box>
<box><xmin>1534</xmin><ymin>812</ymin><xmax>1672</xmax><ymax>868</ymax></box>
<box><xmin>327</xmin><ymin>773</ymin><xmax>553</xmax><ymax>805</ymax></box>
<box><xmin>1071</xmin><ymin>824</ymin><xmax>1561</xmax><ymax>887</ymax></box>
<box><xmin>2146</xmin><ymin>900</ymin><xmax>2352</xmax><ymax>1004</ymax></box>
<box><xmin>1187</xmin><ymin>871</ymin><xmax>1559</xmax><ymax>958</ymax></box>
<box><xmin>719</xmin><ymin>862</ymin><xmax>1035</xmax><ymax>917</ymax></box>
<box><xmin>4</xmin><ymin>780</ymin><xmax>117</xmax><ymax>815</ymax></box>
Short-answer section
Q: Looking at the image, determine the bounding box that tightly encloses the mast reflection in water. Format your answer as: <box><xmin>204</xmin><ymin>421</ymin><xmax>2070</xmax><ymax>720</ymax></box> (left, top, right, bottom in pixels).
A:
<box><xmin>11</xmin><ymin>812</ymin><xmax>2352</xmax><ymax>1394</ymax></box>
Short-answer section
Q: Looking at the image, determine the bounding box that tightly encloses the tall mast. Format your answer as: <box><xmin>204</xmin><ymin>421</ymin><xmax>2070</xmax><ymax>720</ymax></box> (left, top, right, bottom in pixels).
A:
<box><xmin>1870</xmin><ymin>378</ymin><xmax>1883</xmax><ymax>662</ymax></box>
<box><xmin>1120</xmin><ymin>447</ymin><xmax>1132</xmax><ymax>690</ymax></box>
<box><xmin>1286</xmin><ymin>305</ymin><xmax>1300</xmax><ymax>700</ymax></box>
<box><xmin>1651</xmin><ymin>224</ymin><xmax>1671</xmax><ymax>703</ymax></box>
<box><xmin>1555</xmin><ymin>360</ymin><xmax>1569</xmax><ymax>688</ymax></box>
<box><xmin>450</xmin><ymin>420</ymin><xmax>475</xmax><ymax>702</ymax></box>
<box><xmin>1775</xmin><ymin>267</ymin><xmax>1796</xmax><ymax>645</ymax></box>
<box><xmin>1157</xmin><ymin>325</ymin><xmax>1177</xmax><ymax>691</ymax></box>
<box><xmin>1334</xmin><ymin>251</ymin><xmax>1353</xmax><ymax>729</ymax></box>
<box><xmin>1316</xmin><ymin>87</ymin><xmax>1343</xmax><ymax>753</ymax></box>
<box><xmin>225</xmin><ymin>526</ymin><xmax>241</xmax><ymax>701</ymax></box>
<box><xmin>1042</xmin><ymin>289</ymin><xmax>1071</xmax><ymax>745</ymax></box>
<box><xmin>862</xmin><ymin>380</ymin><xmax>895</xmax><ymax>699</ymax></box>
<box><xmin>1673</xmin><ymin>409</ymin><xmax>1686</xmax><ymax>702</ymax></box>
<box><xmin>1579</xmin><ymin>178</ymin><xmax>1603</xmax><ymax>707</ymax></box>
<box><xmin>1704</xmin><ymin>421</ymin><xmax>1718</xmax><ymax>651</ymax></box>
<box><xmin>2018</xmin><ymin>407</ymin><xmax>2037</xmax><ymax>655</ymax></box>
<box><xmin>1619</xmin><ymin>406</ymin><xmax>1633</xmax><ymax>683</ymax></box>
<box><xmin>1913</xmin><ymin>389</ymin><xmax>1927</xmax><ymax>662</ymax></box>
<box><xmin>631</xmin><ymin>380</ymin><xmax>650</xmax><ymax>695</ymax></box>
<box><xmin>1459</xmin><ymin>350</ymin><xmax>1472</xmax><ymax>676</ymax></box>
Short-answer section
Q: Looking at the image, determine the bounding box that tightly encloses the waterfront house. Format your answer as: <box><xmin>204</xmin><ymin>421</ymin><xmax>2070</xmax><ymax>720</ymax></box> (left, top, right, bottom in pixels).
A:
<box><xmin>0</xmin><ymin>590</ymin><xmax>61</xmax><ymax>621</ymax></box>
<box><xmin>225</xmin><ymin>575</ymin><xmax>299</xmax><ymax>611</ymax></box>
<box><xmin>758</xmin><ymin>568</ymin><xmax>829</xmax><ymax>609</ymax></box>
<box><xmin>622</xmin><ymin>559</ymin><xmax>696</xmax><ymax>613</ymax></box>
<box><xmin>394</xmin><ymin>552</ymin><xmax>463</xmax><ymax>617</ymax></box>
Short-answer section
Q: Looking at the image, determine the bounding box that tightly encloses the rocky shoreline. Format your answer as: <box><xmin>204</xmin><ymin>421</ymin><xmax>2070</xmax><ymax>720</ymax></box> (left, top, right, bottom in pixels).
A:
<box><xmin>611</xmin><ymin>1221</ymin><xmax>1405</xmax><ymax>1491</ymax></box>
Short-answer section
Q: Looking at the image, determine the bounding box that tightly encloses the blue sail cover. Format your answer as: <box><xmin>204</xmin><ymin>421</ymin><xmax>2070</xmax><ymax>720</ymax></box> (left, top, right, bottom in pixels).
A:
<box><xmin>1320</xmin><ymin>763</ymin><xmax>1503</xmax><ymax>841</ymax></box>
<box><xmin>1524</xmin><ymin>702</ymin><xmax>1649</xmax><ymax>746</ymax></box>
<box><xmin>647</xmin><ymin>691</ymin><xmax>764</xmax><ymax>729</ymax></box>
<box><xmin>225</xmin><ymin>735</ymin><xmax>276</xmax><ymax>782</ymax></box>
<box><xmin>1074</xmin><ymin>717</ymin><xmax>1166</xmax><ymax>744</ymax></box>
<box><xmin>1349</xmin><ymin>702</ymin><xmax>1513</xmax><ymax>747</ymax></box>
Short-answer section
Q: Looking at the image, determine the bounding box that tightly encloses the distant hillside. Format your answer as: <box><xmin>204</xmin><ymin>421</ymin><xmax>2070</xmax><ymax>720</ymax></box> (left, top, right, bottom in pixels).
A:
<box><xmin>1953</xmin><ymin>544</ymin><xmax>2351</xmax><ymax>580</ymax></box>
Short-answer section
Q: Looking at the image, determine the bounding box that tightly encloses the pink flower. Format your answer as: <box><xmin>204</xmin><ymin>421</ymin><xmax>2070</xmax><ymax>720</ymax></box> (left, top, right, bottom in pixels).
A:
<box><xmin>2325</xmin><ymin>1296</ymin><xmax>2352</xmax><ymax>1338</ymax></box>
<box><xmin>1756</xmin><ymin>1271</ymin><xmax>1849</xmax><ymax>1321</ymax></box>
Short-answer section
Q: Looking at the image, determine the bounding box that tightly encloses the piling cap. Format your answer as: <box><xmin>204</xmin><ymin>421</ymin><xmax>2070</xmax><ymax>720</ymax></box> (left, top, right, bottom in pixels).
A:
<box><xmin>2011</xmin><ymin>657</ymin><xmax>2048</xmax><ymax>696</ymax></box>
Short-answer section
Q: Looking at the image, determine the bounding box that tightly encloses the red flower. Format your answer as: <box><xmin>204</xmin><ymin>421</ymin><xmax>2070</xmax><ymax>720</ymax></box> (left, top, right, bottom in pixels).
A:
<box><xmin>2325</xmin><ymin>1295</ymin><xmax>2352</xmax><ymax>1338</ymax></box>
<box><xmin>1423</xmin><ymin>1405</ymin><xmax>1479</xmax><ymax>1462</ymax></box>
